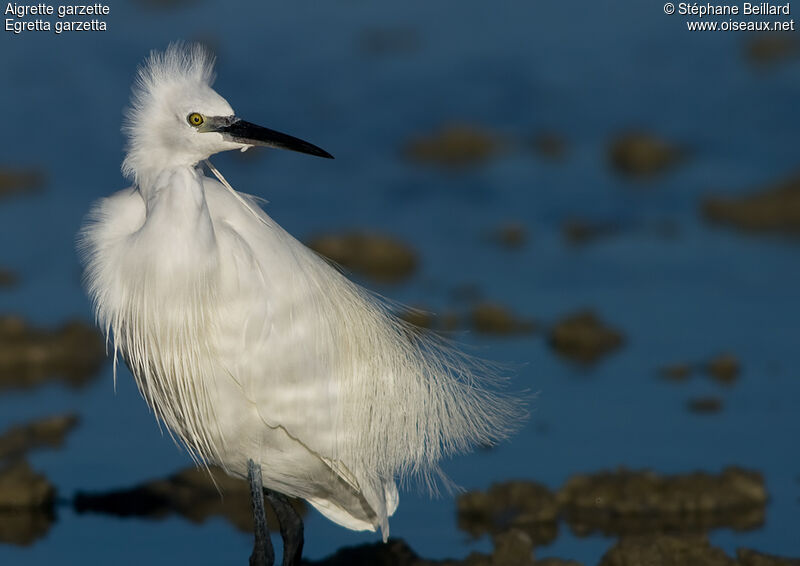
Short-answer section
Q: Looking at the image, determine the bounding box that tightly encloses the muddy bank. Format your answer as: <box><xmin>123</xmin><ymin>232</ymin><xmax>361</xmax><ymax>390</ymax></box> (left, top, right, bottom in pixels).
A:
<box><xmin>599</xmin><ymin>535</ymin><xmax>736</xmax><ymax>566</ymax></box>
<box><xmin>302</xmin><ymin>535</ymin><xmax>799</xmax><ymax>566</ymax></box>
<box><xmin>659</xmin><ymin>353</ymin><xmax>740</xmax><ymax>386</ymax></box>
<box><xmin>562</xmin><ymin>219</ymin><xmax>617</xmax><ymax>246</ymax></box>
<box><xmin>558</xmin><ymin>467</ymin><xmax>766</xmax><ymax>536</ymax></box>
<box><xmin>0</xmin><ymin>167</ymin><xmax>45</xmax><ymax>199</ymax></box>
<box><xmin>489</xmin><ymin>222</ymin><xmax>527</xmax><ymax>250</ymax></box>
<box><xmin>549</xmin><ymin>311</ymin><xmax>623</xmax><ymax>364</ymax></box>
<box><xmin>0</xmin><ymin>316</ymin><xmax>105</xmax><ymax>391</ymax></box>
<box><xmin>601</xmin><ymin>535</ymin><xmax>800</xmax><ymax>566</ymax></box>
<box><xmin>0</xmin><ymin>414</ymin><xmax>80</xmax><ymax>461</ymax></box>
<box><xmin>0</xmin><ymin>460</ymin><xmax>56</xmax><ymax>546</ymax></box>
<box><xmin>404</xmin><ymin>124</ymin><xmax>501</xmax><ymax>167</ymax></box>
<box><xmin>457</xmin><ymin>481</ymin><xmax>558</xmax><ymax>546</ymax></box>
<box><xmin>608</xmin><ymin>132</ymin><xmax>683</xmax><ymax>178</ymax></box>
<box><xmin>746</xmin><ymin>33</ymin><xmax>800</xmax><ymax>65</ymax></box>
<box><xmin>396</xmin><ymin>301</ymin><xmax>534</xmax><ymax>336</ymax></box>
<box><xmin>702</xmin><ymin>175</ymin><xmax>800</xmax><ymax>235</ymax></box>
<box><xmin>302</xmin><ymin>534</ymin><xmax>541</xmax><ymax>566</ymax></box>
<box><xmin>0</xmin><ymin>269</ymin><xmax>17</xmax><ymax>289</ymax></box>
<box><xmin>456</xmin><ymin>467</ymin><xmax>766</xmax><ymax>545</ymax></box>
<box><xmin>74</xmin><ymin>466</ymin><xmax>306</xmax><ymax>533</ymax></box>
<box><xmin>307</xmin><ymin>232</ymin><xmax>418</xmax><ymax>283</ymax></box>
<box><xmin>470</xmin><ymin>303</ymin><xmax>536</xmax><ymax>336</ymax></box>
<box><xmin>531</xmin><ymin>132</ymin><xmax>567</xmax><ymax>161</ymax></box>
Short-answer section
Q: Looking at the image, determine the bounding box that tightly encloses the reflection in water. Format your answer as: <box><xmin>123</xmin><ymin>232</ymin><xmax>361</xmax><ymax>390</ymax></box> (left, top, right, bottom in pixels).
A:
<box><xmin>0</xmin><ymin>461</ymin><xmax>56</xmax><ymax>546</ymax></box>
<box><xmin>73</xmin><ymin>466</ymin><xmax>306</xmax><ymax>533</ymax></box>
<box><xmin>0</xmin><ymin>508</ymin><xmax>54</xmax><ymax>547</ymax></box>
<box><xmin>455</xmin><ymin>468</ymin><xmax>767</xmax><ymax>559</ymax></box>
<box><xmin>559</xmin><ymin>467</ymin><xmax>766</xmax><ymax>537</ymax></box>
<box><xmin>0</xmin><ymin>415</ymin><xmax>80</xmax><ymax>461</ymax></box>
<box><xmin>457</xmin><ymin>481</ymin><xmax>559</xmax><ymax>546</ymax></box>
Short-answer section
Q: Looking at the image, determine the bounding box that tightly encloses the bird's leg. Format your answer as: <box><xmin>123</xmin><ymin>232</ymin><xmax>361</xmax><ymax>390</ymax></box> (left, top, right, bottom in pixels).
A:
<box><xmin>247</xmin><ymin>459</ymin><xmax>274</xmax><ymax>566</ymax></box>
<box><xmin>264</xmin><ymin>489</ymin><xmax>304</xmax><ymax>566</ymax></box>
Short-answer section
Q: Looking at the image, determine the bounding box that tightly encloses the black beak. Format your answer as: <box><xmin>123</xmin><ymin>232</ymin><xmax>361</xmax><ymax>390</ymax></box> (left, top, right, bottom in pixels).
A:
<box><xmin>213</xmin><ymin>118</ymin><xmax>333</xmax><ymax>159</ymax></box>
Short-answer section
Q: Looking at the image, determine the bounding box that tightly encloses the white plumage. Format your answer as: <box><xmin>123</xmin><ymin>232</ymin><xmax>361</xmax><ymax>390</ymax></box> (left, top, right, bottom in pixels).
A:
<box><xmin>78</xmin><ymin>43</ymin><xmax>522</xmax><ymax>541</ymax></box>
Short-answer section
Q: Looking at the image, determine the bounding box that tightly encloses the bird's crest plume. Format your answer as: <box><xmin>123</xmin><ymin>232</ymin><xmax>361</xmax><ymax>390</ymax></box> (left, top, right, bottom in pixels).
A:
<box><xmin>122</xmin><ymin>42</ymin><xmax>218</xmax><ymax>183</ymax></box>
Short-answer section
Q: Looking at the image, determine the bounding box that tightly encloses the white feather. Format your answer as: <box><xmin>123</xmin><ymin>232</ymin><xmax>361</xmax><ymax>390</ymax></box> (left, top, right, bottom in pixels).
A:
<box><xmin>77</xmin><ymin>42</ymin><xmax>525</xmax><ymax>539</ymax></box>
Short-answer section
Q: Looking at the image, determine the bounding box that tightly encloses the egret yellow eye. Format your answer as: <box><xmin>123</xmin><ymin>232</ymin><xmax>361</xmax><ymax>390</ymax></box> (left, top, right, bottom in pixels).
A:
<box><xmin>187</xmin><ymin>113</ymin><xmax>204</xmax><ymax>127</ymax></box>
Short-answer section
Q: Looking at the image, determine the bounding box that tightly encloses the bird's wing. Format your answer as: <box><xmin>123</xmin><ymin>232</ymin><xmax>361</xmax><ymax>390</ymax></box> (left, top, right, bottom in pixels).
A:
<box><xmin>202</xmin><ymin>175</ymin><xmax>522</xmax><ymax>505</ymax></box>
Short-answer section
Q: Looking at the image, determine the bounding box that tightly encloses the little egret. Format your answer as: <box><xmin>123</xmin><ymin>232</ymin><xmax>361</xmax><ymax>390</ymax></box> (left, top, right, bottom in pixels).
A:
<box><xmin>78</xmin><ymin>43</ymin><xmax>522</xmax><ymax>566</ymax></box>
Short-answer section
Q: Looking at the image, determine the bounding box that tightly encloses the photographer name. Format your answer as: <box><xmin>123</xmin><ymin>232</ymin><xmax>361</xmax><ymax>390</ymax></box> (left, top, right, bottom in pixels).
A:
<box><xmin>678</xmin><ymin>2</ymin><xmax>791</xmax><ymax>17</ymax></box>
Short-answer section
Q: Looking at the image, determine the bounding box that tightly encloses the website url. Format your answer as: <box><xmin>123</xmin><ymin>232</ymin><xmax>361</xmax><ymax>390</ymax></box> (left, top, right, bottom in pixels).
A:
<box><xmin>686</xmin><ymin>18</ymin><xmax>795</xmax><ymax>29</ymax></box>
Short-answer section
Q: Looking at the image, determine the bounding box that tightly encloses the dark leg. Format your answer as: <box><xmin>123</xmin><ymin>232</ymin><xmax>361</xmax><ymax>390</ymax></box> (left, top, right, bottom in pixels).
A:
<box><xmin>247</xmin><ymin>459</ymin><xmax>274</xmax><ymax>566</ymax></box>
<box><xmin>264</xmin><ymin>489</ymin><xmax>304</xmax><ymax>566</ymax></box>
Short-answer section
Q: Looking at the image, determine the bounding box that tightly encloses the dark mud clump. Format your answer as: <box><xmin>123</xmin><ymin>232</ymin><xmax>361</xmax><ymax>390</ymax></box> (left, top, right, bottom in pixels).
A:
<box><xmin>0</xmin><ymin>316</ymin><xmax>106</xmax><ymax>390</ymax></box>
<box><xmin>600</xmin><ymin>536</ymin><xmax>800</xmax><ymax>566</ymax></box>
<box><xmin>687</xmin><ymin>397</ymin><xmax>724</xmax><ymax>415</ymax></box>
<box><xmin>658</xmin><ymin>353</ymin><xmax>740</xmax><ymax>386</ymax></box>
<box><xmin>483</xmin><ymin>529</ymin><xmax>537</xmax><ymax>566</ymax></box>
<box><xmin>457</xmin><ymin>481</ymin><xmax>559</xmax><ymax>546</ymax></box>
<box><xmin>0</xmin><ymin>414</ymin><xmax>80</xmax><ymax>461</ymax></box>
<box><xmin>562</xmin><ymin>219</ymin><xmax>617</xmax><ymax>246</ymax></box>
<box><xmin>74</xmin><ymin>466</ymin><xmax>305</xmax><ymax>533</ymax></box>
<box><xmin>0</xmin><ymin>414</ymin><xmax>80</xmax><ymax>545</ymax></box>
<box><xmin>0</xmin><ymin>460</ymin><xmax>56</xmax><ymax>546</ymax></box>
<box><xmin>706</xmin><ymin>354</ymin><xmax>740</xmax><ymax>385</ymax></box>
<box><xmin>0</xmin><ymin>167</ymin><xmax>45</xmax><ymax>199</ymax></box>
<box><xmin>397</xmin><ymin>307</ymin><xmax>460</xmax><ymax>333</ymax></box>
<box><xmin>737</xmin><ymin>548</ymin><xmax>800</xmax><ymax>566</ymax></box>
<box><xmin>302</xmin><ymin>467</ymin><xmax>793</xmax><ymax>566</ymax></box>
<box><xmin>399</xmin><ymin>307</ymin><xmax>438</xmax><ymax>330</ymax></box>
<box><xmin>301</xmin><ymin>498</ymin><xmax>796</xmax><ymax>566</ymax></box>
<box><xmin>490</xmin><ymin>222</ymin><xmax>527</xmax><ymax>250</ymax></box>
<box><xmin>470</xmin><ymin>303</ymin><xmax>536</xmax><ymax>336</ymax></box>
<box><xmin>0</xmin><ymin>460</ymin><xmax>55</xmax><ymax>509</ymax></box>
<box><xmin>609</xmin><ymin>132</ymin><xmax>683</xmax><ymax>178</ymax></box>
<box><xmin>549</xmin><ymin>311</ymin><xmax>623</xmax><ymax>364</ymax></box>
<box><xmin>307</xmin><ymin>232</ymin><xmax>418</xmax><ymax>284</ymax></box>
<box><xmin>557</xmin><ymin>467</ymin><xmax>766</xmax><ymax>537</ymax></box>
<box><xmin>302</xmin><ymin>534</ymin><xmax>540</xmax><ymax>566</ymax></box>
<box><xmin>659</xmin><ymin>363</ymin><xmax>692</xmax><ymax>382</ymax></box>
<box><xmin>531</xmin><ymin>132</ymin><xmax>567</xmax><ymax>161</ymax></box>
<box><xmin>0</xmin><ymin>269</ymin><xmax>17</xmax><ymax>289</ymax></box>
<box><xmin>746</xmin><ymin>33</ymin><xmax>800</xmax><ymax>65</ymax></box>
<box><xmin>302</xmin><ymin>539</ymin><xmax>421</xmax><ymax>566</ymax></box>
<box><xmin>702</xmin><ymin>175</ymin><xmax>800</xmax><ymax>235</ymax></box>
<box><xmin>405</xmin><ymin>124</ymin><xmax>500</xmax><ymax>167</ymax></box>
<box><xmin>599</xmin><ymin>535</ymin><xmax>737</xmax><ymax>566</ymax></box>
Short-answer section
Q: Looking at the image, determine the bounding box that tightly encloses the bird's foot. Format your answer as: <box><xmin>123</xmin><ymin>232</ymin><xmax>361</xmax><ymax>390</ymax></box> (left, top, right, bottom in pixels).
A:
<box><xmin>249</xmin><ymin>540</ymin><xmax>274</xmax><ymax>566</ymax></box>
<box><xmin>265</xmin><ymin>490</ymin><xmax>304</xmax><ymax>566</ymax></box>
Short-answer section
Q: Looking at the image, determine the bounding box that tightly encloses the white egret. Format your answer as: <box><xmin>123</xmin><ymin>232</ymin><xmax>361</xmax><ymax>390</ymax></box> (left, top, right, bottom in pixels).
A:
<box><xmin>78</xmin><ymin>43</ymin><xmax>523</xmax><ymax>566</ymax></box>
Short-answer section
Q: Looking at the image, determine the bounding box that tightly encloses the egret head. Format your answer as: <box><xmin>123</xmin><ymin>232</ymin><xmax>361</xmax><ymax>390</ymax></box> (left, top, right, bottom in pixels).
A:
<box><xmin>122</xmin><ymin>43</ymin><xmax>331</xmax><ymax>186</ymax></box>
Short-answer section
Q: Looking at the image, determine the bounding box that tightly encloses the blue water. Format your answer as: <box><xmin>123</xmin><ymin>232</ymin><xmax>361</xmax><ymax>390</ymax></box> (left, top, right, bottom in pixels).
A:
<box><xmin>1</xmin><ymin>1</ymin><xmax>799</xmax><ymax>564</ymax></box>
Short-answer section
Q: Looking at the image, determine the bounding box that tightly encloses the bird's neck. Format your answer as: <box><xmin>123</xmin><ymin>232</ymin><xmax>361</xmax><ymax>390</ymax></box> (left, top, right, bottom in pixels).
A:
<box><xmin>138</xmin><ymin>165</ymin><xmax>205</xmax><ymax>210</ymax></box>
<box><xmin>137</xmin><ymin>164</ymin><xmax>200</xmax><ymax>200</ymax></box>
<box><xmin>136</xmin><ymin>165</ymin><xmax>217</xmax><ymax>256</ymax></box>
